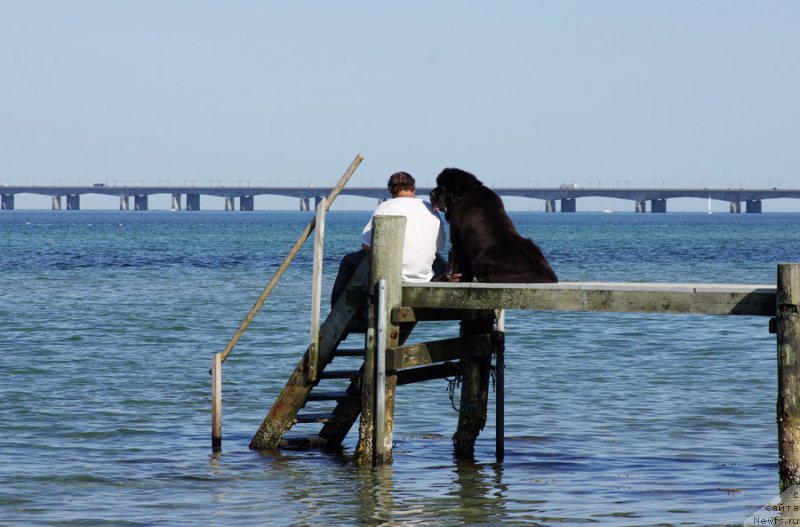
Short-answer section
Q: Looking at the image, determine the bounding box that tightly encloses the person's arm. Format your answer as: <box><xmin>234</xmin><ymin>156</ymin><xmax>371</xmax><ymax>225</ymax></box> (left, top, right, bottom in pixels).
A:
<box><xmin>436</xmin><ymin>221</ymin><xmax>446</xmax><ymax>252</ymax></box>
<box><xmin>361</xmin><ymin>213</ymin><xmax>375</xmax><ymax>249</ymax></box>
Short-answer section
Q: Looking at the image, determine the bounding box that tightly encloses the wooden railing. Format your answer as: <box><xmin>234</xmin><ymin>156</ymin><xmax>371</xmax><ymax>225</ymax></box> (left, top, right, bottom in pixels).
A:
<box><xmin>401</xmin><ymin>281</ymin><xmax>776</xmax><ymax>316</ymax></box>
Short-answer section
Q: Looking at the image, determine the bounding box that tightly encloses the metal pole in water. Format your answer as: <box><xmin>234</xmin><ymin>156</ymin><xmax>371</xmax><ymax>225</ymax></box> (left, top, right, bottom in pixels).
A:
<box><xmin>496</xmin><ymin>309</ymin><xmax>505</xmax><ymax>462</ymax></box>
<box><xmin>375</xmin><ymin>279</ymin><xmax>387</xmax><ymax>462</ymax></box>
<box><xmin>308</xmin><ymin>196</ymin><xmax>327</xmax><ymax>381</ymax></box>
<box><xmin>211</xmin><ymin>352</ymin><xmax>222</xmax><ymax>451</ymax></box>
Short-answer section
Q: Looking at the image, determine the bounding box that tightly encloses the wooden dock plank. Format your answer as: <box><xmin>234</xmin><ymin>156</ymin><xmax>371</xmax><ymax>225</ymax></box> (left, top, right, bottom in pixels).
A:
<box><xmin>402</xmin><ymin>282</ymin><xmax>776</xmax><ymax>317</ymax></box>
<box><xmin>386</xmin><ymin>334</ymin><xmax>492</xmax><ymax>370</ymax></box>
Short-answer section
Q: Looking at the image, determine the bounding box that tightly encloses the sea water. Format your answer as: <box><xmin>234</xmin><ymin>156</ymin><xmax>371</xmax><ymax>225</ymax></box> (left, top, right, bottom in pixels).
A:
<box><xmin>2</xmin><ymin>210</ymin><xmax>800</xmax><ymax>526</ymax></box>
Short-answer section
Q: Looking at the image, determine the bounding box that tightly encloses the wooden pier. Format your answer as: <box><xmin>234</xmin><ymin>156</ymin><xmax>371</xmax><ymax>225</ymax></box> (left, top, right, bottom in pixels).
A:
<box><xmin>214</xmin><ymin>205</ymin><xmax>799</xmax><ymax>489</ymax></box>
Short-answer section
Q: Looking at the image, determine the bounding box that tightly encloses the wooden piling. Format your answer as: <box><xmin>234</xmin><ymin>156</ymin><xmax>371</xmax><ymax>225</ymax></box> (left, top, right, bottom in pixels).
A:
<box><xmin>211</xmin><ymin>352</ymin><xmax>222</xmax><ymax>451</ymax></box>
<box><xmin>778</xmin><ymin>263</ymin><xmax>800</xmax><ymax>490</ymax></box>
<box><xmin>453</xmin><ymin>311</ymin><xmax>495</xmax><ymax>459</ymax></box>
<box><xmin>354</xmin><ymin>216</ymin><xmax>405</xmax><ymax>466</ymax></box>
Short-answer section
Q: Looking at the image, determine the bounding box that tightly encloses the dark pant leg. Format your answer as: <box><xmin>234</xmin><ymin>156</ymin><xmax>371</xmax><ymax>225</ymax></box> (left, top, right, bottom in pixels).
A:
<box><xmin>331</xmin><ymin>250</ymin><xmax>367</xmax><ymax>308</ymax></box>
<box><xmin>432</xmin><ymin>252</ymin><xmax>448</xmax><ymax>278</ymax></box>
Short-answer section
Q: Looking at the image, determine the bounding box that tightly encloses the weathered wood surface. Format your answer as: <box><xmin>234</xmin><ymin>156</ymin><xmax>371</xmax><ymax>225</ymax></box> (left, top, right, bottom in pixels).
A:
<box><xmin>402</xmin><ymin>282</ymin><xmax>776</xmax><ymax>316</ymax></box>
<box><xmin>318</xmin><ymin>372</ymin><xmax>363</xmax><ymax>446</ymax></box>
<box><xmin>248</xmin><ymin>258</ymin><xmax>369</xmax><ymax>450</ymax></box>
<box><xmin>354</xmin><ymin>216</ymin><xmax>405</xmax><ymax>466</ymax></box>
<box><xmin>453</xmin><ymin>314</ymin><xmax>494</xmax><ymax>459</ymax></box>
<box><xmin>386</xmin><ymin>334</ymin><xmax>492</xmax><ymax>370</ymax></box>
<box><xmin>778</xmin><ymin>263</ymin><xmax>800</xmax><ymax>490</ymax></box>
<box><xmin>392</xmin><ymin>306</ymin><xmax>505</xmax><ymax>323</ymax></box>
<box><xmin>396</xmin><ymin>362</ymin><xmax>459</xmax><ymax>385</ymax></box>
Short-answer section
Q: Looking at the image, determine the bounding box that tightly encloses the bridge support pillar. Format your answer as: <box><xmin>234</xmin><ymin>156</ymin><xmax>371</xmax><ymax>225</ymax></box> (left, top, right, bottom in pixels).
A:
<box><xmin>1</xmin><ymin>194</ymin><xmax>14</xmax><ymax>210</ymax></box>
<box><xmin>171</xmin><ymin>193</ymin><xmax>181</xmax><ymax>211</ymax></box>
<box><xmin>560</xmin><ymin>198</ymin><xmax>576</xmax><ymax>213</ymax></box>
<box><xmin>545</xmin><ymin>199</ymin><xmax>556</xmax><ymax>213</ymax></box>
<box><xmin>635</xmin><ymin>200</ymin><xmax>646</xmax><ymax>213</ymax></box>
<box><xmin>651</xmin><ymin>199</ymin><xmax>667</xmax><ymax>213</ymax></box>
<box><xmin>66</xmin><ymin>195</ymin><xmax>80</xmax><ymax>210</ymax></box>
<box><xmin>52</xmin><ymin>196</ymin><xmax>62</xmax><ymax>210</ymax></box>
<box><xmin>314</xmin><ymin>195</ymin><xmax>326</xmax><ymax>210</ymax></box>
<box><xmin>730</xmin><ymin>201</ymin><xmax>741</xmax><ymax>213</ymax></box>
<box><xmin>299</xmin><ymin>197</ymin><xmax>310</xmax><ymax>211</ymax></box>
<box><xmin>225</xmin><ymin>197</ymin><xmax>235</xmax><ymax>211</ymax></box>
<box><xmin>186</xmin><ymin>193</ymin><xmax>200</xmax><ymax>211</ymax></box>
<box><xmin>120</xmin><ymin>196</ymin><xmax>129</xmax><ymax>211</ymax></box>
<box><xmin>134</xmin><ymin>195</ymin><xmax>149</xmax><ymax>211</ymax></box>
<box><xmin>746</xmin><ymin>199</ymin><xmax>762</xmax><ymax>213</ymax></box>
<box><xmin>240</xmin><ymin>195</ymin><xmax>254</xmax><ymax>211</ymax></box>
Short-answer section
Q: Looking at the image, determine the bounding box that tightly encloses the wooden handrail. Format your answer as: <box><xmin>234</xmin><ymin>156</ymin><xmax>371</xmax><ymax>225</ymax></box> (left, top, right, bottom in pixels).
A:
<box><xmin>401</xmin><ymin>281</ymin><xmax>776</xmax><ymax>317</ymax></box>
<box><xmin>218</xmin><ymin>154</ymin><xmax>363</xmax><ymax>365</ymax></box>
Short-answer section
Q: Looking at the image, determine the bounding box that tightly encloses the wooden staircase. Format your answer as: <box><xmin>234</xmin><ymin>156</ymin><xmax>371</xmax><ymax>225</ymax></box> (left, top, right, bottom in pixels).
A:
<box><xmin>248</xmin><ymin>257</ymin><xmax>498</xmax><ymax>454</ymax></box>
<box><xmin>248</xmin><ymin>217</ymin><xmax>502</xmax><ymax>464</ymax></box>
<box><xmin>248</xmin><ymin>258</ymin><xmax>371</xmax><ymax>450</ymax></box>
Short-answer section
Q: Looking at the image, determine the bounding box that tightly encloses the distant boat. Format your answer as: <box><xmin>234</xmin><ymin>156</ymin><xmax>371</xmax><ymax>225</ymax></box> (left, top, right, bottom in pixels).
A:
<box><xmin>707</xmin><ymin>196</ymin><xmax>713</xmax><ymax>215</ymax></box>
<box><xmin>603</xmin><ymin>208</ymin><xmax>613</xmax><ymax>213</ymax></box>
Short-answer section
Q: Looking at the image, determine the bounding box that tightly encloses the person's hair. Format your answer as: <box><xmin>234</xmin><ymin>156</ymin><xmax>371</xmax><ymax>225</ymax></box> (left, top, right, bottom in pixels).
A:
<box><xmin>387</xmin><ymin>172</ymin><xmax>415</xmax><ymax>197</ymax></box>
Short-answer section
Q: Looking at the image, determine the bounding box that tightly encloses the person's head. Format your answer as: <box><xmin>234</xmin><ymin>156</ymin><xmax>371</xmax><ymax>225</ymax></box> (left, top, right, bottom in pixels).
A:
<box><xmin>387</xmin><ymin>172</ymin><xmax>416</xmax><ymax>198</ymax></box>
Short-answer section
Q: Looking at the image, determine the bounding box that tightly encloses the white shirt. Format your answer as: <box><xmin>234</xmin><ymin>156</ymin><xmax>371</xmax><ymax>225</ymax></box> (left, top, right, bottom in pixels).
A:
<box><xmin>361</xmin><ymin>197</ymin><xmax>446</xmax><ymax>282</ymax></box>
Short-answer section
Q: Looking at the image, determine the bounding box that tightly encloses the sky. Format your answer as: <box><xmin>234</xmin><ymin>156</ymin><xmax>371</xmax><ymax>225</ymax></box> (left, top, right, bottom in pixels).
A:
<box><xmin>1</xmin><ymin>1</ymin><xmax>798</xmax><ymax>211</ymax></box>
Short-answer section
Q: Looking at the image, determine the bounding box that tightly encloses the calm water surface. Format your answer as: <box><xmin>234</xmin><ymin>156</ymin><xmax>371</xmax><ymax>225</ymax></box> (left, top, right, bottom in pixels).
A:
<box><xmin>2</xmin><ymin>210</ymin><xmax>800</xmax><ymax>526</ymax></box>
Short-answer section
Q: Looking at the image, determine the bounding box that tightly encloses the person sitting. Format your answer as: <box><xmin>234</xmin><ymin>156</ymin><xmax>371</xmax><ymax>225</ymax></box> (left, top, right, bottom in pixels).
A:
<box><xmin>330</xmin><ymin>171</ymin><xmax>446</xmax><ymax>308</ymax></box>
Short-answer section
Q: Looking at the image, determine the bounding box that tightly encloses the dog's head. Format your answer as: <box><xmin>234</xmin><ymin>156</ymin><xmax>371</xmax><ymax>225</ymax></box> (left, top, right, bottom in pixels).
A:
<box><xmin>429</xmin><ymin>168</ymin><xmax>483</xmax><ymax>213</ymax></box>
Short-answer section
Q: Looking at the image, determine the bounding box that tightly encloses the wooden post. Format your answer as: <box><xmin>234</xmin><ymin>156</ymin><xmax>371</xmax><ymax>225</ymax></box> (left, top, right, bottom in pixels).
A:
<box><xmin>778</xmin><ymin>263</ymin><xmax>800</xmax><ymax>491</ymax></box>
<box><xmin>495</xmin><ymin>309</ymin><xmax>505</xmax><ymax>462</ymax></box>
<box><xmin>211</xmin><ymin>352</ymin><xmax>222</xmax><ymax>451</ymax></box>
<box><xmin>453</xmin><ymin>311</ymin><xmax>495</xmax><ymax>459</ymax></box>
<box><xmin>354</xmin><ymin>216</ymin><xmax>405</xmax><ymax>466</ymax></box>
<box><xmin>308</xmin><ymin>196</ymin><xmax>326</xmax><ymax>381</ymax></box>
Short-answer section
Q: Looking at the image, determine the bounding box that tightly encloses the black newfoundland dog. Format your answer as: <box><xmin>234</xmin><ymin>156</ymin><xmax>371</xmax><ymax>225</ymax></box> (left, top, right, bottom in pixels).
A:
<box><xmin>429</xmin><ymin>168</ymin><xmax>558</xmax><ymax>283</ymax></box>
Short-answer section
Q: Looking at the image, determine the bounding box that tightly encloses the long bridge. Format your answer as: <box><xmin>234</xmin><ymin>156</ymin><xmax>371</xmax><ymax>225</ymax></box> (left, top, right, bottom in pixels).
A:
<box><xmin>2</xmin><ymin>184</ymin><xmax>799</xmax><ymax>213</ymax></box>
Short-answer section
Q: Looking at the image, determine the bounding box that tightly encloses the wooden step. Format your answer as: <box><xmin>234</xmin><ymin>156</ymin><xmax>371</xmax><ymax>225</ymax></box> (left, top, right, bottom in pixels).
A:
<box><xmin>320</xmin><ymin>369</ymin><xmax>360</xmax><ymax>379</ymax></box>
<box><xmin>333</xmin><ymin>348</ymin><xmax>364</xmax><ymax>357</ymax></box>
<box><xmin>295</xmin><ymin>413</ymin><xmax>337</xmax><ymax>424</ymax></box>
<box><xmin>397</xmin><ymin>362</ymin><xmax>459</xmax><ymax>385</ymax></box>
<box><xmin>345</xmin><ymin>317</ymin><xmax>367</xmax><ymax>334</ymax></box>
<box><xmin>280</xmin><ymin>435</ymin><xmax>329</xmax><ymax>449</ymax></box>
<box><xmin>307</xmin><ymin>391</ymin><xmax>360</xmax><ymax>402</ymax></box>
<box><xmin>250</xmin><ymin>257</ymin><xmax>371</xmax><ymax>450</ymax></box>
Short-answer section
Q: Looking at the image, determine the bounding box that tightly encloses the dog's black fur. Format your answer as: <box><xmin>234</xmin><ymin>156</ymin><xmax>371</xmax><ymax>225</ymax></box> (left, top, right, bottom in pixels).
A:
<box><xmin>429</xmin><ymin>168</ymin><xmax>558</xmax><ymax>283</ymax></box>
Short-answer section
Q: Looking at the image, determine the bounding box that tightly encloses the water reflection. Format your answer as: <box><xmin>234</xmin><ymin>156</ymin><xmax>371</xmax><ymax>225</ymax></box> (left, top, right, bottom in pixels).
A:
<box><xmin>354</xmin><ymin>466</ymin><xmax>396</xmax><ymax>526</ymax></box>
<box><xmin>227</xmin><ymin>445</ymin><xmax>521</xmax><ymax>526</ymax></box>
<box><xmin>448</xmin><ymin>460</ymin><xmax>509</xmax><ymax>526</ymax></box>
